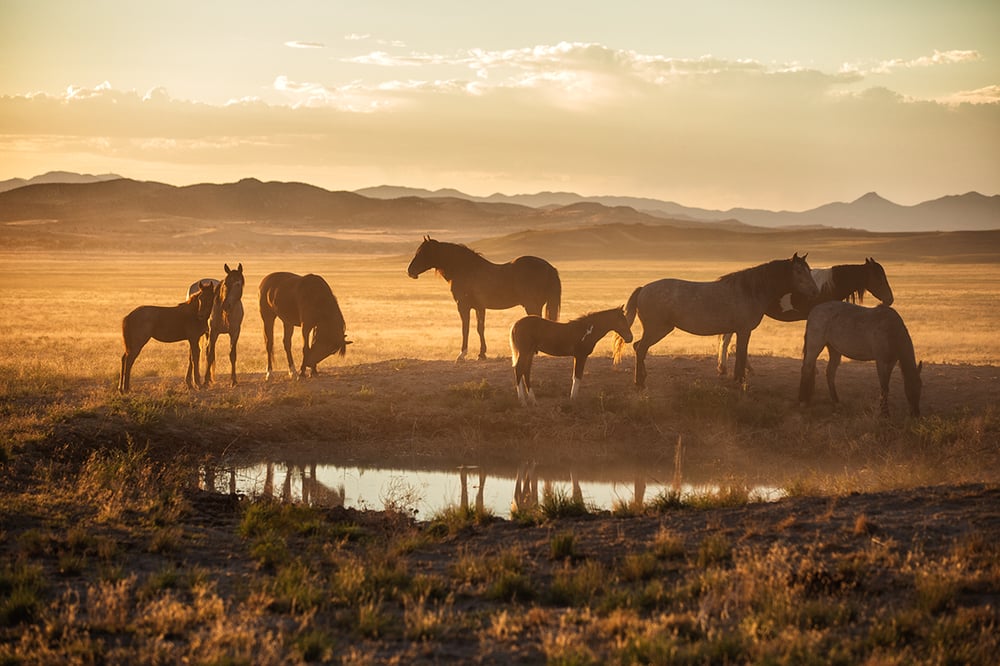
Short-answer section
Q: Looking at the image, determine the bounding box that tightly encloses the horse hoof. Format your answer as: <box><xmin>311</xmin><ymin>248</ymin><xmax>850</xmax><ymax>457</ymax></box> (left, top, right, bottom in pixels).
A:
<box><xmin>478</xmin><ymin>354</ymin><xmax>488</xmax><ymax>361</ymax></box>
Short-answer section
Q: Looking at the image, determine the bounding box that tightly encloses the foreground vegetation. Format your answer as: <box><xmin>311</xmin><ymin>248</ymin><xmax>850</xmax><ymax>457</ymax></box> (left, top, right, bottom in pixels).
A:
<box><xmin>2</xmin><ymin>440</ymin><xmax>998</xmax><ymax>664</ymax></box>
<box><xmin>1</xmin><ymin>253</ymin><xmax>998</xmax><ymax>662</ymax></box>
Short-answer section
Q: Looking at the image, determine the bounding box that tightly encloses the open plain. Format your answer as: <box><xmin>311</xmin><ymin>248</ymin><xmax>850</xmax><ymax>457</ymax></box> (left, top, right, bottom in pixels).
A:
<box><xmin>2</xmin><ymin>245</ymin><xmax>999</xmax><ymax>664</ymax></box>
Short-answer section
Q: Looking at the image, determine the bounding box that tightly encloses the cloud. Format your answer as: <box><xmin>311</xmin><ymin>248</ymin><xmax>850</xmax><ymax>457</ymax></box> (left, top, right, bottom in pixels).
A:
<box><xmin>1</xmin><ymin>43</ymin><xmax>997</xmax><ymax>208</ymax></box>
<box><xmin>842</xmin><ymin>49</ymin><xmax>982</xmax><ymax>76</ymax></box>
<box><xmin>284</xmin><ymin>41</ymin><xmax>325</xmax><ymax>49</ymax></box>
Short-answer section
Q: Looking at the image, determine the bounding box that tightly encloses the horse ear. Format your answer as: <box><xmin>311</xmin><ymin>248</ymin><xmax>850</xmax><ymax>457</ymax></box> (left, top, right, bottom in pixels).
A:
<box><xmin>224</xmin><ymin>263</ymin><xmax>231</xmax><ymax>273</ymax></box>
<box><xmin>423</xmin><ymin>234</ymin><xmax>430</xmax><ymax>242</ymax></box>
<box><xmin>237</xmin><ymin>262</ymin><xmax>243</xmax><ymax>273</ymax></box>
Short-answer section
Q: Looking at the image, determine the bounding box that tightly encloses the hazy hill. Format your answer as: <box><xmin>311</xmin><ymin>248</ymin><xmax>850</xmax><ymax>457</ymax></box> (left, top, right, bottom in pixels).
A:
<box><xmin>357</xmin><ymin>186</ymin><xmax>1000</xmax><ymax>233</ymax></box>
<box><xmin>0</xmin><ymin>170</ymin><xmax>122</xmax><ymax>194</ymax></box>
<box><xmin>0</xmin><ymin>177</ymin><xmax>734</xmax><ymax>253</ymax></box>
<box><xmin>1</xmin><ymin>176</ymin><xmax>996</xmax><ymax>262</ymax></box>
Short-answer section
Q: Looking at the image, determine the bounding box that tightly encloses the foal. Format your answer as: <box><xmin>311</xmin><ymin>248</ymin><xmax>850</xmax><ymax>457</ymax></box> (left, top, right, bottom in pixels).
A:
<box><xmin>510</xmin><ymin>306</ymin><xmax>632</xmax><ymax>405</ymax></box>
<box><xmin>119</xmin><ymin>281</ymin><xmax>216</xmax><ymax>393</ymax></box>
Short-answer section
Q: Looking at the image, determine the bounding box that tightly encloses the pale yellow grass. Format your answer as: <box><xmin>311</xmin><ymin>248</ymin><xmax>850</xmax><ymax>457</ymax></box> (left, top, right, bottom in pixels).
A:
<box><xmin>0</xmin><ymin>252</ymin><xmax>997</xmax><ymax>386</ymax></box>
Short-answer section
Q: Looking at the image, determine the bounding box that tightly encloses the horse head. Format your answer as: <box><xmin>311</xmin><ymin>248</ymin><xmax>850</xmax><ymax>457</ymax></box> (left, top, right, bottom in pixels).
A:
<box><xmin>407</xmin><ymin>236</ymin><xmax>438</xmax><ymax>279</ymax></box>
<box><xmin>790</xmin><ymin>253</ymin><xmax>819</xmax><ymax>298</ymax></box>
<box><xmin>613</xmin><ymin>306</ymin><xmax>633</xmax><ymax>344</ymax></box>
<box><xmin>221</xmin><ymin>262</ymin><xmax>245</xmax><ymax>309</ymax></box>
<box><xmin>194</xmin><ymin>280</ymin><xmax>216</xmax><ymax>322</ymax></box>
<box><xmin>305</xmin><ymin>325</ymin><xmax>351</xmax><ymax>368</ymax></box>
<box><xmin>865</xmin><ymin>257</ymin><xmax>894</xmax><ymax>306</ymax></box>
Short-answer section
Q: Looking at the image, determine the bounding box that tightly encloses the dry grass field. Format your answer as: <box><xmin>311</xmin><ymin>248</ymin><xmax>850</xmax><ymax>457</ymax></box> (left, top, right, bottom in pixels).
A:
<box><xmin>2</xmin><ymin>249</ymin><xmax>999</xmax><ymax>664</ymax></box>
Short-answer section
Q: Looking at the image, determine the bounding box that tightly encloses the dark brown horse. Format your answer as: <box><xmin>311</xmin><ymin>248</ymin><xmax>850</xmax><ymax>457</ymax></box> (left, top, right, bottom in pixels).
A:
<box><xmin>407</xmin><ymin>236</ymin><xmax>561</xmax><ymax>360</ymax></box>
<box><xmin>510</xmin><ymin>306</ymin><xmax>633</xmax><ymax>405</ymax></box>
<box><xmin>718</xmin><ymin>257</ymin><xmax>894</xmax><ymax>375</ymax></box>
<box><xmin>799</xmin><ymin>301</ymin><xmax>922</xmax><ymax>416</ymax></box>
<box><xmin>118</xmin><ymin>281</ymin><xmax>216</xmax><ymax>393</ymax></box>
<box><xmin>613</xmin><ymin>254</ymin><xmax>818</xmax><ymax>387</ymax></box>
<box><xmin>188</xmin><ymin>263</ymin><xmax>245</xmax><ymax>386</ymax></box>
<box><xmin>259</xmin><ymin>272</ymin><xmax>350</xmax><ymax>380</ymax></box>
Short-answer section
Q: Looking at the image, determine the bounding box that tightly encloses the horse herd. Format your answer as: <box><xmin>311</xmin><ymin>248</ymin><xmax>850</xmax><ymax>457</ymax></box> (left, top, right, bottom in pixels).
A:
<box><xmin>118</xmin><ymin>237</ymin><xmax>923</xmax><ymax>416</ymax></box>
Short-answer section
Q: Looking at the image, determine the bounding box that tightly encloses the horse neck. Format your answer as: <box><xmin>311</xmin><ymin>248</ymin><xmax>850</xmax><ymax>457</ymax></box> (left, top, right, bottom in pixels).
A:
<box><xmin>436</xmin><ymin>243</ymin><xmax>489</xmax><ymax>280</ymax></box>
<box><xmin>574</xmin><ymin>309</ymin><xmax>621</xmax><ymax>339</ymax></box>
<box><xmin>740</xmin><ymin>259</ymin><xmax>793</xmax><ymax>302</ymax></box>
<box><xmin>831</xmin><ymin>264</ymin><xmax>866</xmax><ymax>302</ymax></box>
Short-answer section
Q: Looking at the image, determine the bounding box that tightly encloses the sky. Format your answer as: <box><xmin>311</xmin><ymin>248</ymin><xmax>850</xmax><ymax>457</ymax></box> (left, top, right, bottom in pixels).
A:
<box><xmin>0</xmin><ymin>1</ymin><xmax>998</xmax><ymax>210</ymax></box>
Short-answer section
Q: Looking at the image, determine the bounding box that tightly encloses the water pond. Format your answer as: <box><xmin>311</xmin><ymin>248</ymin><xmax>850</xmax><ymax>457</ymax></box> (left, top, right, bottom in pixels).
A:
<box><xmin>199</xmin><ymin>459</ymin><xmax>785</xmax><ymax>519</ymax></box>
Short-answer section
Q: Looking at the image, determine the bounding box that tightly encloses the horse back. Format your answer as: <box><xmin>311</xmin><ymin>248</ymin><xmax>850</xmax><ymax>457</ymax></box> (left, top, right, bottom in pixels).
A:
<box><xmin>297</xmin><ymin>274</ymin><xmax>345</xmax><ymax>328</ymax></box>
<box><xmin>123</xmin><ymin>304</ymin><xmax>201</xmax><ymax>345</ymax></box>
<box><xmin>639</xmin><ymin>278</ymin><xmax>762</xmax><ymax>335</ymax></box>
<box><xmin>259</xmin><ymin>272</ymin><xmax>303</xmax><ymax>322</ymax></box>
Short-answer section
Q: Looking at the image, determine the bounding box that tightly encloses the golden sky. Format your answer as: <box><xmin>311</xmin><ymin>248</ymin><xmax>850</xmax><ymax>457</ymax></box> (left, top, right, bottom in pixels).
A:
<box><xmin>1</xmin><ymin>1</ymin><xmax>997</xmax><ymax>209</ymax></box>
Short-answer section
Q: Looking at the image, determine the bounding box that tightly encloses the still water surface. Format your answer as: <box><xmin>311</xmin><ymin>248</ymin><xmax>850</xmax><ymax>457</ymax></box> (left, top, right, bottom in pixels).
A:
<box><xmin>200</xmin><ymin>460</ymin><xmax>784</xmax><ymax>519</ymax></box>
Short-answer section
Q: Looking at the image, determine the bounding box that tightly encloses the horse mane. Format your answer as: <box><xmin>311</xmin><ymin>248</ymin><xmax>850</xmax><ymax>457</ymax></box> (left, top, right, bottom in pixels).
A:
<box><xmin>565</xmin><ymin>307</ymin><xmax>619</xmax><ymax>326</ymax></box>
<box><xmin>831</xmin><ymin>264</ymin><xmax>867</xmax><ymax>304</ymax></box>
<box><xmin>430</xmin><ymin>240</ymin><xmax>488</xmax><ymax>280</ymax></box>
<box><xmin>716</xmin><ymin>258</ymin><xmax>789</xmax><ymax>295</ymax></box>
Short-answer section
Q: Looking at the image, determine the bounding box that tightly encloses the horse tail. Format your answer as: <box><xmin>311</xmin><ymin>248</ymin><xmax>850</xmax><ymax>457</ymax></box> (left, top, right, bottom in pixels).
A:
<box><xmin>612</xmin><ymin>286</ymin><xmax>642</xmax><ymax>365</ymax></box>
<box><xmin>544</xmin><ymin>272</ymin><xmax>561</xmax><ymax>321</ymax></box>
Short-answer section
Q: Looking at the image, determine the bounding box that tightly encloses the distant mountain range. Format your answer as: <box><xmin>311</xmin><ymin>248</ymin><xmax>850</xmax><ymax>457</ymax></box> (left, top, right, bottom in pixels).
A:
<box><xmin>356</xmin><ymin>186</ymin><xmax>1000</xmax><ymax>233</ymax></box>
<box><xmin>0</xmin><ymin>170</ymin><xmax>122</xmax><ymax>194</ymax></box>
<box><xmin>1</xmin><ymin>175</ymin><xmax>997</xmax><ymax>261</ymax></box>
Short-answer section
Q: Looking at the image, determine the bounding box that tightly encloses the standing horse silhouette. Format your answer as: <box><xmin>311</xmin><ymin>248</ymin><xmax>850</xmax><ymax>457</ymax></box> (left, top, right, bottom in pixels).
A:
<box><xmin>407</xmin><ymin>236</ymin><xmax>561</xmax><ymax>360</ymax></box>
<box><xmin>259</xmin><ymin>272</ymin><xmax>350</xmax><ymax>380</ymax></box>
<box><xmin>510</xmin><ymin>306</ymin><xmax>633</xmax><ymax>405</ymax></box>
<box><xmin>799</xmin><ymin>301</ymin><xmax>922</xmax><ymax>417</ymax></box>
<box><xmin>718</xmin><ymin>257</ymin><xmax>894</xmax><ymax>376</ymax></box>
<box><xmin>118</xmin><ymin>280</ymin><xmax>216</xmax><ymax>393</ymax></box>
<box><xmin>613</xmin><ymin>254</ymin><xmax>818</xmax><ymax>387</ymax></box>
<box><xmin>188</xmin><ymin>263</ymin><xmax>245</xmax><ymax>386</ymax></box>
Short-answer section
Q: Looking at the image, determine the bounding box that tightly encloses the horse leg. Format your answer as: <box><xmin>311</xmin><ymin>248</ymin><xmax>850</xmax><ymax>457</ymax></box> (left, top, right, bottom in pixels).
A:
<box><xmin>204</xmin><ymin>330</ymin><xmax>218</xmax><ymax>385</ymax></box>
<box><xmin>457</xmin><ymin>304</ymin><xmax>471</xmax><ymax>361</ymax></box>
<box><xmin>262</xmin><ymin>313</ymin><xmax>276</xmax><ymax>381</ymax></box>
<box><xmin>281</xmin><ymin>321</ymin><xmax>297</xmax><ymax>378</ymax></box>
<box><xmin>825</xmin><ymin>349</ymin><xmax>842</xmax><ymax>404</ymax></box>
<box><xmin>228</xmin><ymin>325</ymin><xmax>240</xmax><ymax>386</ymax></box>
<box><xmin>475</xmin><ymin>307</ymin><xmax>487</xmax><ymax>360</ymax></box>
<box><xmin>298</xmin><ymin>325</ymin><xmax>313</xmax><ymax>378</ymax></box>
<box><xmin>119</xmin><ymin>335</ymin><xmax>149</xmax><ymax>393</ymax></box>
<box><xmin>798</xmin><ymin>331</ymin><xmax>822</xmax><ymax>405</ymax></box>
<box><xmin>187</xmin><ymin>337</ymin><xmax>203</xmax><ymax>389</ymax></box>
<box><xmin>571</xmin><ymin>355</ymin><xmax>587</xmax><ymax>400</ymax></box>
<box><xmin>876</xmin><ymin>358</ymin><xmax>896</xmax><ymax>416</ymax></box>
<box><xmin>633</xmin><ymin>324</ymin><xmax>671</xmax><ymax>389</ymax></box>
<box><xmin>717</xmin><ymin>332</ymin><xmax>732</xmax><ymax>376</ymax></box>
<box><xmin>733</xmin><ymin>330</ymin><xmax>752</xmax><ymax>383</ymax></box>
<box><xmin>514</xmin><ymin>354</ymin><xmax>534</xmax><ymax>406</ymax></box>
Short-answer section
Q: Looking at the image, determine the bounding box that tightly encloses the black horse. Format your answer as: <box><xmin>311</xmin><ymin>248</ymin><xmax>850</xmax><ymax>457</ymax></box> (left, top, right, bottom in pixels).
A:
<box><xmin>407</xmin><ymin>236</ymin><xmax>561</xmax><ymax>360</ymax></box>
<box><xmin>718</xmin><ymin>258</ymin><xmax>893</xmax><ymax>376</ymax></box>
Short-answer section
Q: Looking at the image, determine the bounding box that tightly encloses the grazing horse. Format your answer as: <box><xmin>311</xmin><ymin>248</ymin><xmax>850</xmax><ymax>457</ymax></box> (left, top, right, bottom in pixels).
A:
<box><xmin>799</xmin><ymin>301</ymin><xmax>922</xmax><ymax>417</ymax></box>
<box><xmin>407</xmin><ymin>236</ymin><xmax>561</xmax><ymax>360</ymax></box>
<box><xmin>188</xmin><ymin>263</ymin><xmax>245</xmax><ymax>386</ymax></box>
<box><xmin>510</xmin><ymin>306</ymin><xmax>633</xmax><ymax>405</ymax></box>
<box><xmin>613</xmin><ymin>254</ymin><xmax>818</xmax><ymax>387</ymax></box>
<box><xmin>718</xmin><ymin>257</ymin><xmax>894</xmax><ymax>375</ymax></box>
<box><xmin>259</xmin><ymin>272</ymin><xmax>350</xmax><ymax>379</ymax></box>
<box><xmin>118</xmin><ymin>281</ymin><xmax>216</xmax><ymax>393</ymax></box>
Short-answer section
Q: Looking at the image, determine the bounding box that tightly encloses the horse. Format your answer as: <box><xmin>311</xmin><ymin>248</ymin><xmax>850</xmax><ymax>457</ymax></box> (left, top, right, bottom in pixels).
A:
<box><xmin>613</xmin><ymin>254</ymin><xmax>818</xmax><ymax>387</ymax></box>
<box><xmin>258</xmin><ymin>272</ymin><xmax>350</xmax><ymax>380</ymax></box>
<box><xmin>187</xmin><ymin>263</ymin><xmax>245</xmax><ymax>386</ymax></box>
<box><xmin>718</xmin><ymin>257</ymin><xmax>894</xmax><ymax>376</ymax></box>
<box><xmin>510</xmin><ymin>306</ymin><xmax>633</xmax><ymax>405</ymax></box>
<box><xmin>406</xmin><ymin>236</ymin><xmax>561</xmax><ymax>361</ymax></box>
<box><xmin>798</xmin><ymin>301</ymin><xmax>922</xmax><ymax>417</ymax></box>
<box><xmin>118</xmin><ymin>280</ymin><xmax>216</xmax><ymax>393</ymax></box>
